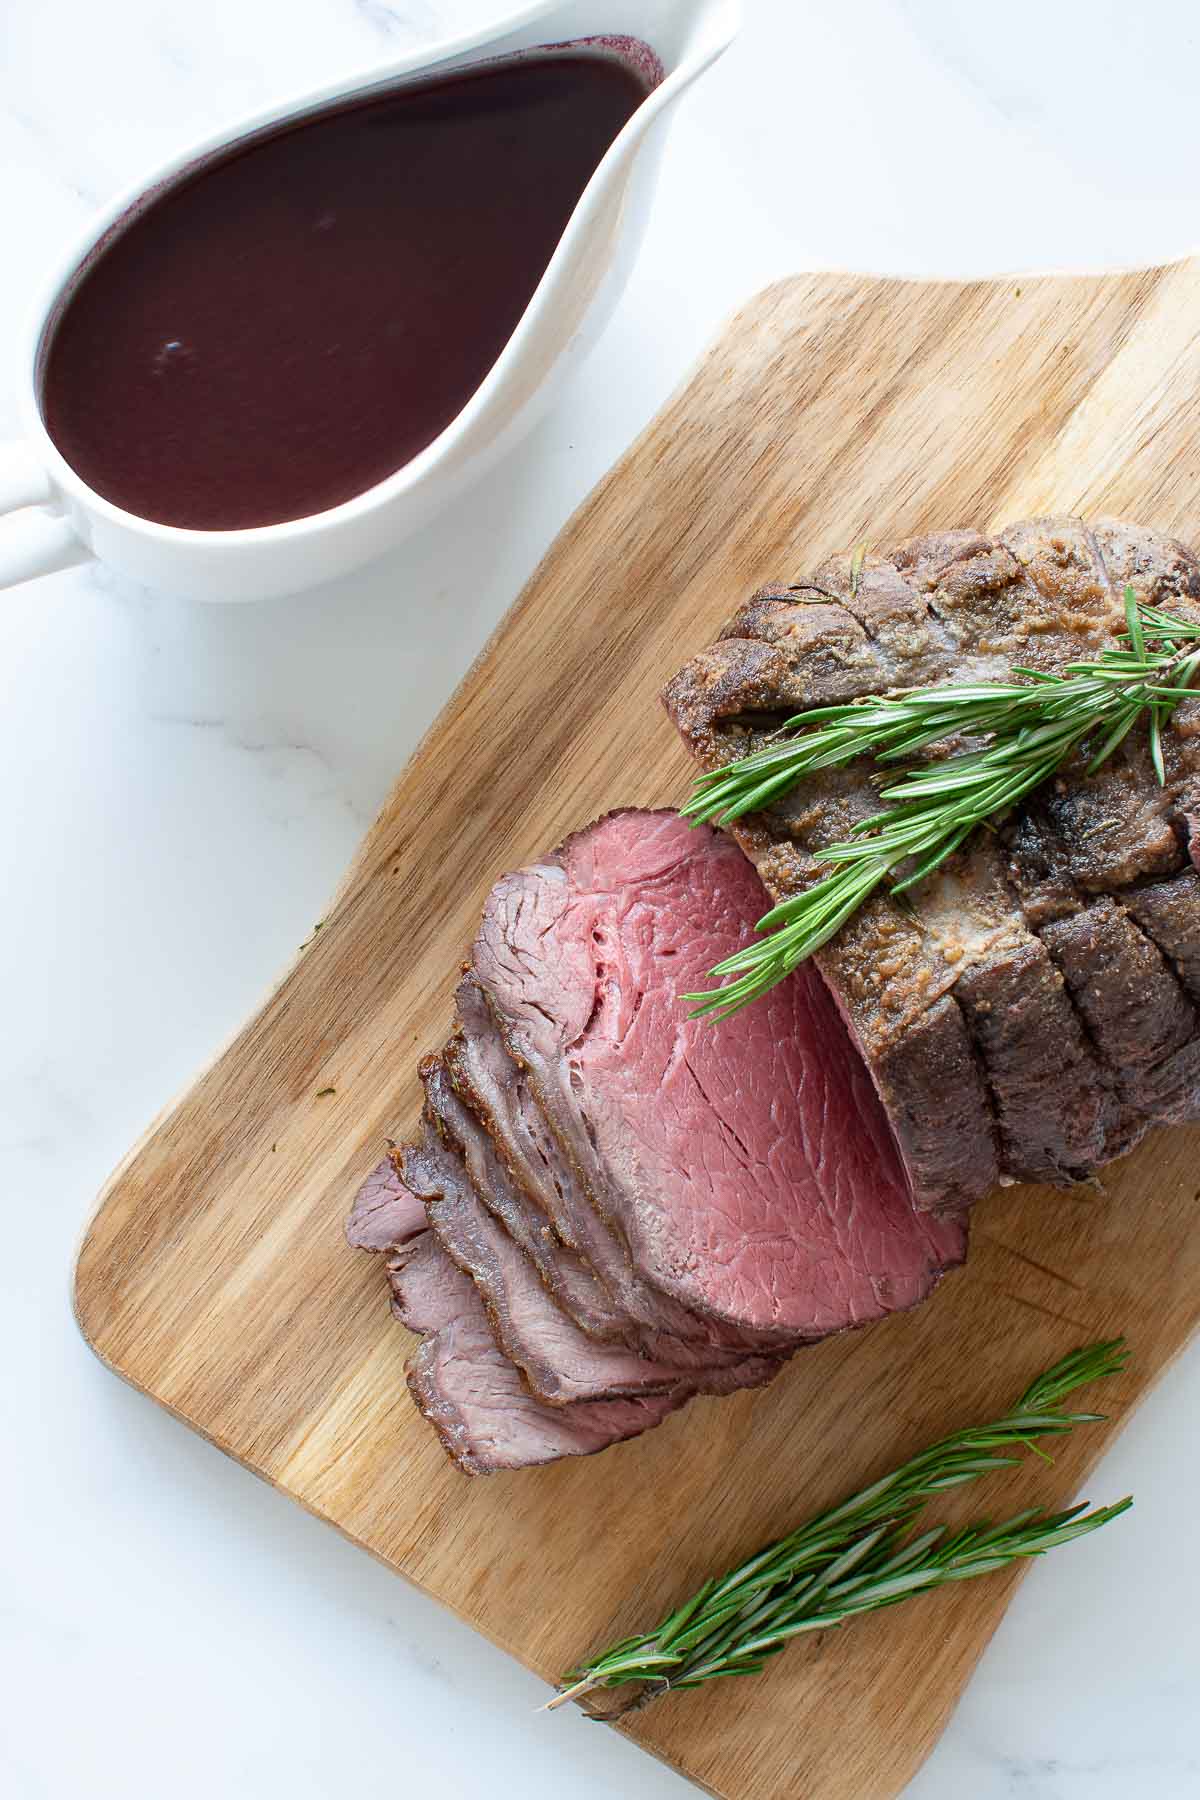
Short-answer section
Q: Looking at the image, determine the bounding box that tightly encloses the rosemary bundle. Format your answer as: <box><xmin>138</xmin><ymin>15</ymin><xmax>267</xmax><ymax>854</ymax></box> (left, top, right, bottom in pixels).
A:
<box><xmin>550</xmin><ymin>1340</ymin><xmax>1130</xmax><ymax>1714</ymax></box>
<box><xmin>685</xmin><ymin>591</ymin><xmax>1200</xmax><ymax>1018</ymax></box>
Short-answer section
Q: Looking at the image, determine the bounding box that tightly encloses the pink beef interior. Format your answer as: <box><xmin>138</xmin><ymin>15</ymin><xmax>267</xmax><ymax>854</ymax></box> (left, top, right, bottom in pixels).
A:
<box><xmin>352</xmin><ymin>1164</ymin><xmax>685</xmax><ymax>1474</ymax></box>
<box><xmin>345</xmin><ymin>1156</ymin><xmax>428</xmax><ymax>1251</ymax></box>
<box><xmin>550</xmin><ymin>813</ymin><xmax>963</xmax><ymax>1333</ymax></box>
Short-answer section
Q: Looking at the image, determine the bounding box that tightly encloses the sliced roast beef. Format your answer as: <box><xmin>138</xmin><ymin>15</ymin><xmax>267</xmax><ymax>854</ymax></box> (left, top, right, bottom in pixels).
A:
<box><xmin>664</xmin><ymin>516</ymin><xmax>1200</xmax><ymax>1203</ymax></box>
<box><xmin>400</xmin><ymin>1236</ymin><xmax>685</xmax><ymax>1474</ymax></box>
<box><xmin>403</xmin><ymin>1114</ymin><xmax>664</xmax><ymax>1403</ymax></box>
<box><xmin>442</xmin><ymin>995</ymin><xmax>631</xmax><ymax>1344</ymax></box>
<box><xmin>417</xmin><ymin>1051</ymin><xmax>784</xmax><ymax>1404</ymax></box>
<box><xmin>406</xmin><ymin>1077</ymin><xmax>781</xmax><ymax>1404</ymax></box>
<box><xmin>447</xmin><ymin>976</ymin><xmax>654</xmax><ymax>1344</ymax></box>
<box><xmin>471</xmin><ymin>809</ymin><xmax>965</xmax><ymax>1338</ymax></box>
<box><xmin>347</xmin><ymin>1154</ymin><xmax>427</xmax><ymax>1251</ymax></box>
<box><xmin>447</xmin><ymin>975</ymin><xmax>788</xmax><ymax>1366</ymax></box>
<box><xmin>348</xmin><ymin>1159</ymin><xmax>685</xmax><ymax>1474</ymax></box>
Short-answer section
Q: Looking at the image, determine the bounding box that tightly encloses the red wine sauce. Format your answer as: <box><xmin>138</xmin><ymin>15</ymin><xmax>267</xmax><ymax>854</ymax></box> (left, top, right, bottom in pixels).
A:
<box><xmin>40</xmin><ymin>48</ymin><xmax>652</xmax><ymax>530</ymax></box>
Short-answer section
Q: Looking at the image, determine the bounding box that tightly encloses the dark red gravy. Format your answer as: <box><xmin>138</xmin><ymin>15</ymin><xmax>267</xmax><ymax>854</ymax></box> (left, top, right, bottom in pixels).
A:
<box><xmin>40</xmin><ymin>44</ymin><xmax>655</xmax><ymax>530</ymax></box>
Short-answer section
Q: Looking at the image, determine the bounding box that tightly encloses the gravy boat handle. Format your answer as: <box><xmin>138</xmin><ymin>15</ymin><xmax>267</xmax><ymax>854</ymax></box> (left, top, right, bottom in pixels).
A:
<box><xmin>0</xmin><ymin>443</ymin><xmax>89</xmax><ymax>589</ymax></box>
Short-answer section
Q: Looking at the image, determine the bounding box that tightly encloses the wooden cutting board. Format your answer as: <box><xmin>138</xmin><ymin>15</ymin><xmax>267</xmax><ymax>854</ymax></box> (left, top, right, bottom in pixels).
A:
<box><xmin>75</xmin><ymin>264</ymin><xmax>1200</xmax><ymax>1800</ymax></box>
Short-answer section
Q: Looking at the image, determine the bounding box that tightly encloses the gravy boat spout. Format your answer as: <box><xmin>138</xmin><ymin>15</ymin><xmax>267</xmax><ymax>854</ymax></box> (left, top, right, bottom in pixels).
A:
<box><xmin>0</xmin><ymin>0</ymin><xmax>740</xmax><ymax>602</ymax></box>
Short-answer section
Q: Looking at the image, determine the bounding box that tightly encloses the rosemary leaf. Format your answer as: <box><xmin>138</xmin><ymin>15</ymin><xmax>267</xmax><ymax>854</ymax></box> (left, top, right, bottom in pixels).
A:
<box><xmin>550</xmin><ymin>1340</ymin><xmax>1130</xmax><ymax>1714</ymax></box>
<box><xmin>683</xmin><ymin>594</ymin><xmax>1200</xmax><ymax>1017</ymax></box>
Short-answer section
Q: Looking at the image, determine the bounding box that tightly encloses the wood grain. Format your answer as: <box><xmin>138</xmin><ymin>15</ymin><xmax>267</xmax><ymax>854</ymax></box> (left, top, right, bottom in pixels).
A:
<box><xmin>75</xmin><ymin>265</ymin><xmax>1200</xmax><ymax>1800</ymax></box>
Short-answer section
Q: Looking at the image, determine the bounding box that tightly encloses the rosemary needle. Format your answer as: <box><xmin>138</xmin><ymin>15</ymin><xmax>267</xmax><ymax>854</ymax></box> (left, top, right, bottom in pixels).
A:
<box><xmin>684</xmin><ymin>591</ymin><xmax>1200</xmax><ymax>1018</ymax></box>
<box><xmin>550</xmin><ymin>1339</ymin><xmax>1130</xmax><ymax>1714</ymax></box>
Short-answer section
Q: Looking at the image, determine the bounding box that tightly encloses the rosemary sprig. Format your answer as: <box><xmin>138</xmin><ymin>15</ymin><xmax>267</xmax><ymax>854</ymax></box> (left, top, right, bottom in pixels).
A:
<box><xmin>685</xmin><ymin>592</ymin><xmax>1200</xmax><ymax>1018</ymax></box>
<box><xmin>550</xmin><ymin>1340</ymin><xmax>1130</xmax><ymax>1714</ymax></box>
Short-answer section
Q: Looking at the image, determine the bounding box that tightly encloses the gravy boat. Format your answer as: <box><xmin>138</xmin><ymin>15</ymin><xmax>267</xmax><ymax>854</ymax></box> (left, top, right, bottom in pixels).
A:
<box><xmin>0</xmin><ymin>0</ymin><xmax>738</xmax><ymax>602</ymax></box>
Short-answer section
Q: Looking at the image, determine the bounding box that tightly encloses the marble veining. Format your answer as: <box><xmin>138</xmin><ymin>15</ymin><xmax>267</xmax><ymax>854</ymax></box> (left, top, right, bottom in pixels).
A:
<box><xmin>2</xmin><ymin>2</ymin><xmax>1198</xmax><ymax>1797</ymax></box>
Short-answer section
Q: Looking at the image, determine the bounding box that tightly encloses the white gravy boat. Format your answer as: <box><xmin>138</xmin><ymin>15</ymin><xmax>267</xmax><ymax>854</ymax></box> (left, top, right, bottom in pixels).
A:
<box><xmin>0</xmin><ymin>0</ymin><xmax>738</xmax><ymax>602</ymax></box>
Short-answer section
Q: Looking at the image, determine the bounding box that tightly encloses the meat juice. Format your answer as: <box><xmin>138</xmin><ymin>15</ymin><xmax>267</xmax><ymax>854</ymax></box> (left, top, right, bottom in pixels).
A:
<box><xmin>39</xmin><ymin>46</ymin><xmax>654</xmax><ymax>530</ymax></box>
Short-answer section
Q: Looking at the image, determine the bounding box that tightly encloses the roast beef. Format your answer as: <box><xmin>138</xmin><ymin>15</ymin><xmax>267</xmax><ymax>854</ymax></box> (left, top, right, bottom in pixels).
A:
<box><xmin>664</xmin><ymin>516</ymin><xmax>1200</xmax><ymax>1207</ymax></box>
<box><xmin>442</xmin><ymin>982</ymin><xmax>627</xmax><ymax>1342</ymax></box>
<box><xmin>348</xmin><ymin>807</ymin><xmax>966</xmax><ymax>1474</ymax></box>
<box><xmin>470</xmin><ymin>809</ymin><xmax>965</xmax><ymax>1338</ymax></box>
<box><xmin>1129</xmin><ymin>868</ymin><xmax>1200</xmax><ymax>1002</ymax></box>
<box><xmin>404</xmin><ymin>1076</ymin><xmax>780</xmax><ymax>1404</ymax></box>
<box><xmin>446</xmin><ymin>975</ymin><xmax>794</xmax><ymax>1367</ymax></box>
<box><xmin>347</xmin><ymin>1154</ymin><xmax>427</xmax><ymax>1251</ymax></box>
<box><xmin>348</xmin><ymin>1159</ymin><xmax>686</xmax><ymax>1473</ymax></box>
<box><xmin>348</xmin><ymin>513</ymin><xmax>1200</xmax><ymax>1478</ymax></box>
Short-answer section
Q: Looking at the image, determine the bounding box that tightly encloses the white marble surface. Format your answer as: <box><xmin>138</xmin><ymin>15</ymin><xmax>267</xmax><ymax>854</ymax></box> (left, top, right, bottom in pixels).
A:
<box><xmin>2</xmin><ymin>1</ymin><xmax>1199</xmax><ymax>1795</ymax></box>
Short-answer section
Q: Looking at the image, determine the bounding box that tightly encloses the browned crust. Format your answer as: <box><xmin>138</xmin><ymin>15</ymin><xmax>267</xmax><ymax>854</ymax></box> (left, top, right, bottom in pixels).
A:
<box><xmin>662</xmin><ymin>516</ymin><xmax>1200</xmax><ymax>1204</ymax></box>
<box><xmin>1040</xmin><ymin>899</ymin><xmax>1199</xmax><ymax>1127</ymax></box>
<box><xmin>1128</xmin><ymin>868</ymin><xmax>1200</xmax><ymax>1002</ymax></box>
